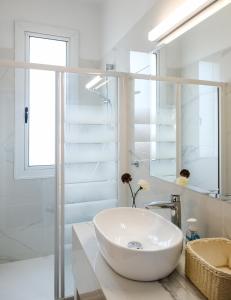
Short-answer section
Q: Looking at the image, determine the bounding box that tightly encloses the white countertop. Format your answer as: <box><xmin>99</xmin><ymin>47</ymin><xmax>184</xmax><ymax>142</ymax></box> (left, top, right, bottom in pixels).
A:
<box><xmin>72</xmin><ymin>222</ymin><xmax>205</xmax><ymax>300</ymax></box>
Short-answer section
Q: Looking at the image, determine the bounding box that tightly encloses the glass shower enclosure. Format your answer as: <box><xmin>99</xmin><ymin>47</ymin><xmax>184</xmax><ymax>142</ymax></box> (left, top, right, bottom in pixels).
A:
<box><xmin>0</xmin><ymin>65</ymin><xmax>56</xmax><ymax>300</ymax></box>
<box><xmin>62</xmin><ymin>72</ymin><xmax>118</xmax><ymax>297</ymax></box>
<box><xmin>0</xmin><ymin>63</ymin><xmax>118</xmax><ymax>300</ymax></box>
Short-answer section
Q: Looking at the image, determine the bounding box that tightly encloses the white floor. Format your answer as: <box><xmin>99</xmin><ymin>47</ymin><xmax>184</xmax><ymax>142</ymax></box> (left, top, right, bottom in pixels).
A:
<box><xmin>0</xmin><ymin>255</ymin><xmax>54</xmax><ymax>300</ymax></box>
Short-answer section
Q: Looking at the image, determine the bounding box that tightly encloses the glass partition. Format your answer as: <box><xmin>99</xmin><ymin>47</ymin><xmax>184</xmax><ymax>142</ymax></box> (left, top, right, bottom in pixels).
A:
<box><xmin>64</xmin><ymin>73</ymin><xmax>118</xmax><ymax>297</ymax></box>
<box><xmin>0</xmin><ymin>66</ymin><xmax>55</xmax><ymax>299</ymax></box>
<box><xmin>0</xmin><ymin>64</ymin><xmax>118</xmax><ymax>300</ymax></box>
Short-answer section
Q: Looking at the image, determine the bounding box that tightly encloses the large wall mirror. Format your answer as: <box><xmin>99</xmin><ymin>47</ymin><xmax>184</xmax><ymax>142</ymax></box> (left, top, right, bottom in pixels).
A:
<box><xmin>149</xmin><ymin>3</ymin><xmax>231</xmax><ymax>197</ymax></box>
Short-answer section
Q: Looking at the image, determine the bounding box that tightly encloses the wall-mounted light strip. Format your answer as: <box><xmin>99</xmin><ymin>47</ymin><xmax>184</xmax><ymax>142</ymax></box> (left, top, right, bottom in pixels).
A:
<box><xmin>85</xmin><ymin>75</ymin><xmax>102</xmax><ymax>89</ymax></box>
<box><xmin>148</xmin><ymin>0</ymin><xmax>214</xmax><ymax>42</ymax></box>
<box><xmin>158</xmin><ymin>0</ymin><xmax>231</xmax><ymax>46</ymax></box>
<box><xmin>148</xmin><ymin>0</ymin><xmax>231</xmax><ymax>46</ymax></box>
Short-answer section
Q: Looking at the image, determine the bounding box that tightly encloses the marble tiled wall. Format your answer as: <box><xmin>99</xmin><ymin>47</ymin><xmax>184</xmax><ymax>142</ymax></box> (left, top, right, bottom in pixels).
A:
<box><xmin>126</xmin><ymin>169</ymin><xmax>231</xmax><ymax>239</ymax></box>
<box><xmin>0</xmin><ymin>58</ymin><xmax>55</xmax><ymax>263</ymax></box>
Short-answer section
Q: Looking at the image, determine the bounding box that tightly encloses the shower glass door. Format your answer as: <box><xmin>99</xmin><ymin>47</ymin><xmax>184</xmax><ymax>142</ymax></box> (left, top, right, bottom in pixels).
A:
<box><xmin>0</xmin><ymin>64</ymin><xmax>118</xmax><ymax>300</ymax></box>
<box><xmin>63</xmin><ymin>73</ymin><xmax>118</xmax><ymax>297</ymax></box>
<box><xmin>0</xmin><ymin>66</ymin><xmax>56</xmax><ymax>300</ymax></box>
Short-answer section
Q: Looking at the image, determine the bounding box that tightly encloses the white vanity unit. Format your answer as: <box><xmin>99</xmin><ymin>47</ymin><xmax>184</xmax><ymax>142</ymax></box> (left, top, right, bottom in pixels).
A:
<box><xmin>72</xmin><ymin>223</ymin><xmax>206</xmax><ymax>300</ymax></box>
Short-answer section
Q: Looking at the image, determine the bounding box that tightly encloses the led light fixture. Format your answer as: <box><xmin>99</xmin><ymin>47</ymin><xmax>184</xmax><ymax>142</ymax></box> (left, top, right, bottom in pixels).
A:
<box><xmin>148</xmin><ymin>0</ymin><xmax>231</xmax><ymax>46</ymax></box>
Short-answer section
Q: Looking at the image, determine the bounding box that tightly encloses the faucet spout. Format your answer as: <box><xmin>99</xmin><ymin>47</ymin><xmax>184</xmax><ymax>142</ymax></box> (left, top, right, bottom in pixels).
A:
<box><xmin>145</xmin><ymin>194</ymin><xmax>181</xmax><ymax>228</ymax></box>
<box><xmin>145</xmin><ymin>201</ymin><xmax>175</xmax><ymax>209</ymax></box>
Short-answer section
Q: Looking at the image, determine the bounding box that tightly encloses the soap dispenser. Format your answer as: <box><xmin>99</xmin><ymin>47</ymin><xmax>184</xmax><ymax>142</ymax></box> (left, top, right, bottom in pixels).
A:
<box><xmin>186</xmin><ymin>218</ymin><xmax>200</xmax><ymax>242</ymax></box>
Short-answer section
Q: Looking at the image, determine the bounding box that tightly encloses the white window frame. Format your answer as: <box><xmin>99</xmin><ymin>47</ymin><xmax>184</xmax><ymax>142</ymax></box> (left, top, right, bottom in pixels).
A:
<box><xmin>15</xmin><ymin>21</ymin><xmax>79</xmax><ymax>179</ymax></box>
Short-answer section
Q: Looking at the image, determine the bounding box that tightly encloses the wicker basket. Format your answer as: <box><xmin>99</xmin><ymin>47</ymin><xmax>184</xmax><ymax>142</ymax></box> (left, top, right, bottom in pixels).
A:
<box><xmin>185</xmin><ymin>238</ymin><xmax>231</xmax><ymax>300</ymax></box>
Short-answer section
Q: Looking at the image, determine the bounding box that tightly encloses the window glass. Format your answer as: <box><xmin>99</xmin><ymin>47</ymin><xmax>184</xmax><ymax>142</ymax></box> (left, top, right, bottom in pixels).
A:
<box><xmin>28</xmin><ymin>36</ymin><xmax>67</xmax><ymax>166</ymax></box>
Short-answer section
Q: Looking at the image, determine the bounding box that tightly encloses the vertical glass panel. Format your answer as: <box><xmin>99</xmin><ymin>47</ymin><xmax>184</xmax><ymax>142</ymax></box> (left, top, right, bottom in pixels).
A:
<box><xmin>181</xmin><ymin>84</ymin><xmax>219</xmax><ymax>192</ymax></box>
<box><xmin>64</xmin><ymin>73</ymin><xmax>118</xmax><ymax>297</ymax></box>
<box><xmin>0</xmin><ymin>67</ymin><xmax>55</xmax><ymax>300</ymax></box>
<box><xmin>28</xmin><ymin>36</ymin><xmax>67</xmax><ymax>166</ymax></box>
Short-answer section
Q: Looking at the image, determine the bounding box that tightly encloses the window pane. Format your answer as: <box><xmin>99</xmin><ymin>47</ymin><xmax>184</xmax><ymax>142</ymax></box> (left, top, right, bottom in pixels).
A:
<box><xmin>30</xmin><ymin>37</ymin><xmax>67</xmax><ymax>66</ymax></box>
<box><xmin>29</xmin><ymin>69</ymin><xmax>56</xmax><ymax>166</ymax></box>
<box><xmin>28</xmin><ymin>37</ymin><xmax>67</xmax><ymax>166</ymax></box>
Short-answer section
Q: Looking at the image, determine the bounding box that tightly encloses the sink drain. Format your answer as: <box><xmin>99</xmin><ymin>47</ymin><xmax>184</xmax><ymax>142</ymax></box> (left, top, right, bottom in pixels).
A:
<box><xmin>127</xmin><ymin>241</ymin><xmax>143</xmax><ymax>250</ymax></box>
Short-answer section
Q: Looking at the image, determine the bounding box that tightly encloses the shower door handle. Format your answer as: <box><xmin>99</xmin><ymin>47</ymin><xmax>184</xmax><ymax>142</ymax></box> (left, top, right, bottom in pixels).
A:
<box><xmin>24</xmin><ymin>107</ymin><xmax>29</xmax><ymax>124</ymax></box>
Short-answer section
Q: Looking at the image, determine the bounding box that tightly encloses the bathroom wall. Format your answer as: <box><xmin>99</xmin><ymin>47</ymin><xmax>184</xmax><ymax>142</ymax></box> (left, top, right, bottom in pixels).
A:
<box><xmin>121</xmin><ymin>162</ymin><xmax>231</xmax><ymax>239</ymax></box>
<box><xmin>103</xmin><ymin>0</ymin><xmax>231</xmax><ymax>239</ymax></box>
<box><xmin>101</xmin><ymin>0</ymin><xmax>186</xmax><ymax>70</ymax></box>
<box><xmin>101</xmin><ymin>0</ymin><xmax>158</xmax><ymax>56</ymax></box>
<box><xmin>0</xmin><ymin>0</ymin><xmax>103</xmax><ymax>262</ymax></box>
<box><xmin>0</xmin><ymin>0</ymin><xmax>103</xmax><ymax>66</ymax></box>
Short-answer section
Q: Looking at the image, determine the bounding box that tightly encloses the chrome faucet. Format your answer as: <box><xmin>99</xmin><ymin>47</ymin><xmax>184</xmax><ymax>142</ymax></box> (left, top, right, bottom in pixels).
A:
<box><xmin>145</xmin><ymin>194</ymin><xmax>181</xmax><ymax>228</ymax></box>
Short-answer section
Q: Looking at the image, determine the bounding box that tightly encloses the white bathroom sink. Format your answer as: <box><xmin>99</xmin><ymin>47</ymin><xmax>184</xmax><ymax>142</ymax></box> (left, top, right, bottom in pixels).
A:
<box><xmin>93</xmin><ymin>207</ymin><xmax>183</xmax><ymax>281</ymax></box>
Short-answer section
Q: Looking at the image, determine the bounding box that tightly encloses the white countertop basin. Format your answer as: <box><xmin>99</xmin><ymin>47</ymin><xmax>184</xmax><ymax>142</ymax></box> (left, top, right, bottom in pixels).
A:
<box><xmin>93</xmin><ymin>207</ymin><xmax>183</xmax><ymax>281</ymax></box>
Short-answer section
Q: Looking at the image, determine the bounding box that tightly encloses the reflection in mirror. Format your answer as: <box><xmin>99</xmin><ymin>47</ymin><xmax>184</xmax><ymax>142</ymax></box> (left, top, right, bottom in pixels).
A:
<box><xmin>147</xmin><ymin>3</ymin><xmax>231</xmax><ymax>195</ymax></box>
<box><xmin>150</xmin><ymin>81</ymin><xmax>176</xmax><ymax>182</ymax></box>
<box><xmin>157</xmin><ymin>3</ymin><xmax>231</xmax><ymax>82</ymax></box>
<box><xmin>181</xmin><ymin>84</ymin><xmax>219</xmax><ymax>192</ymax></box>
<box><xmin>176</xmin><ymin>169</ymin><xmax>190</xmax><ymax>186</ymax></box>
<box><xmin>149</xmin><ymin>80</ymin><xmax>219</xmax><ymax>194</ymax></box>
